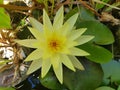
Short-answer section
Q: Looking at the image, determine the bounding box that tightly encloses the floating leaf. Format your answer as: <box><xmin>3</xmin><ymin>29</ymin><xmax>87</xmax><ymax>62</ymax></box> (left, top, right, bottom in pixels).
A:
<box><xmin>65</xmin><ymin>7</ymin><xmax>95</xmax><ymax>21</ymax></box>
<box><xmin>101</xmin><ymin>60</ymin><xmax>120</xmax><ymax>84</ymax></box>
<box><xmin>76</xmin><ymin>20</ymin><xmax>114</xmax><ymax>45</ymax></box>
<box><xmin>40</xmin><ymin>71</ymin><xmax>67</xmax><ymax>90</ymax></box>
<box><xmin>78</xmin><ymin>43</ymin><xmax>112</xmax><ymax>63</ymax></box>
<box><xmin>95</xmin><ymin>86</ymin><xmax>115</xmax><ymax>90</ymax></box>
<box><xmin>63</xmin><ymin>58</ymin><xmax>103</xmax><ymax>90</ymax></box>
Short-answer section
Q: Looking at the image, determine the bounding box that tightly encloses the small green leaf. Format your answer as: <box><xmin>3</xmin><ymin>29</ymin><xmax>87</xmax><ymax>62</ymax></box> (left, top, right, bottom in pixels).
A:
<box><xmin>0</xmin><ymin>87</ymin><xmax>15</xmax><ymax>90</ymax></box>
<box><xmin>95</xmin><ymin>86</ymin><xmax>115</xmax><ymax>90</ymax></box>
<box><xmin>36</xmin><ymin>0</ymin><xmax>43</xmax><ymax>3</ymax></box>
<box><xmin>95</xmin><ymin>0</ymin><xmax>110</xmax><ymax>10</ymax></box>
<box><xmin>0</xmin><ymin>0</ymin><xmax>3</xmax><ymax>4</ymax></box>
<box><xmin>0</xmin><ymin>8</ymin><xmax>11</xmax><ymax>29</ymax></box>
<box><xmin>78</xmin><ymin>43</ymin><xmax>112</xmax><ymax>63</ymax></box>
<box><xmin>101</xmin><ymin>60</ymin><xmax>120</xmax><ymax>84</ymax></box>
<box><xmin>76</xmin><ymin>20</ymin><xmax>114</xmax><ymax>45</ymax></box>
<box><xmin>117</xmin><ymin>85</ymin><xmax>120</xmax><ymax>90</ymax></box>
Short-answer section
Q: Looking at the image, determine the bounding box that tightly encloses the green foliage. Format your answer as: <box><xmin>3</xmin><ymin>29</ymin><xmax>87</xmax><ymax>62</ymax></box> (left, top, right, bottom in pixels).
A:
<box><xmin>95</xmin><ymin>0</ymin><xmax>110</xmax><ymax>10</ymax></box>
<box><xmin>76</xmin><ymin>20</ymin><xmax>114</xmax><ymax>45</ymax></box>
<box><xmin>63</xmin><ymin>58</ymin><xmax>103</xmax><ymax>90</ymax></box>
<box><xmin>0</xmin><ymin>87</ymin><xmax>15</xmax><ymax>90</ymax></box>
<box><xmin>78</xmin><ymin>43</ymin><xmax>112</xmax><ymax>63</ymax></box>
<box><xmin>101</xmin><ymin>60</ymin><xmax>120</xmax><ymax>84</ymax></box>
<box><xmin>0</xmin><ymin>0</ymin><xmax>11</xmax><ymax>29</ymax></box>
<box><xmin>40</xmin><ymin>71</ymin><xmax>67</xmax><ymax>90</ymax></box>
<box><xmin>0</xmin><ymin>0</ymin><xmax>3</xmax><ymax>3</ymax></box>
<box><xmin>95</xmin><ymin>86</ymin><xmax>115</xmax><ymax>90</ymax></box>
<box><xmin>74</xmin><ymin>7</ymin><xmax>114</xmax><ymax>63</ymax></box>
<box><xmin>0</xmin><ymin>0</ymin><xmax>118</xmax><ymax>89</ymax></box>
<box><xmin>0</xmin><ymin>8</ymin><xmax>11</xmax><ymax>29</ymax></box>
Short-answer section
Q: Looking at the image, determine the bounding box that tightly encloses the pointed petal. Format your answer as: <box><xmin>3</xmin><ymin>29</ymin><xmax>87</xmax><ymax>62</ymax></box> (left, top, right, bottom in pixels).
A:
<box><xmin>15</xmin><ymin>39</ymin><xmax>39</xmax><ymax>48</ymax></box>
<box><xmin>51</xmin><ymin>55</ymin><xmax>63</xmax><ymax>83</ymax></box>
<box><xmin>52</xmin><ymin>59</ymin><xmax>63</xmax><ymax>84</ymax></box>
<box><xmin>53</xmin><ymin>6</ymin><xmax>63</xmax><ymax>30</ymax></box>
<box><xmin>28</xmin><ymin>27</ymin><xmax>43</xmax><ymax>40</ymax></box>
<box><xmin>25</xmin><ymin>49</ymin><xmax>42</xmax><ymax>61</ymax></box>
<box><xmin>60</xmin><ymin>54</ymin><xmax>75</xmax><ymax>71</ymax></box>
<box><xmin>68</xmin><ymin>55</ymin><xmax>84</xmax><ymax>70</ymax></box>
<box><xmin>75</xmin><ymin>35</ymin><xmax>94</xmax><ymax>45</ymax></box>
<box><xmin>68</xmin><ymin>28</ymin><xmax>87</xmax><ymax>41</ymax></box>
<box><xmin>43</xmin><ymin>9</ymin><xmax>53</xmax><ymax>30</ymax></box>
<box><xmin>29</xmin><ymin>17</ymin><xmax>43</xmax><ymax>31</ymax></box>
<box><xmin>69</xmin><ymin>47</ymin><xmax>90</xmax><ymax>56</ymax></box>
<box><xmin>63</xmin><ymin>13</ymin><xmax>78</xmax><ymax>32</ymax></box>
<box><xmin>27</xmin><ymin>59</ymin><xmax>42</xmax><ymax>75</ymax></box>
<box><xmin>51</xmin><ymin>55</ymin><xmax>60</xmax><ymax>68</ymax></box>
<box><xmin>41</xmin><ymin>59</ymin><xmax>51</xmax><ymax>78</ymax></box>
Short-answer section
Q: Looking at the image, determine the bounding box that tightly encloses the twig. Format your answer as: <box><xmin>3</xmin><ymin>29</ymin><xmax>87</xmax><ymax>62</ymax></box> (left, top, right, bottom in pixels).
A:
<box><xmin>0</xmin><ymin>4</ymin><xmax>34</xmax><ymax>10</ymax></box>
<box><xmin>79</xmin><ymin>0</ymin><xmax>101</xmax><ymax>17</ymax></box>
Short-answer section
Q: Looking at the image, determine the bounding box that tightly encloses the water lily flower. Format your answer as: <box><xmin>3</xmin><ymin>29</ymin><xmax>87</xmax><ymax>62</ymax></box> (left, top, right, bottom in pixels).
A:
<box><xmin>15</xmin><ymin>6</ymin><xmax>94</xmax><ymax>84</ymax></box>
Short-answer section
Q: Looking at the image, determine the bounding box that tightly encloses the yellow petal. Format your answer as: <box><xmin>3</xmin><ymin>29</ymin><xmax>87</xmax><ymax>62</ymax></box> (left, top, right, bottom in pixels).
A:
<box><xmin>60</xmin><ymin>54</ymin><xmax>75</xmax><ymax>71</ymax></box>
<box><xmin>75</xmin><ymin>35</ymin><xmax>94</xmax><ymax>45</ymax></box>
<box><xmin>27</xmin><ymin>59</ymin><xmax>42</xmax><ymax>75</ymax></box>
<box><xmin>28</xmin><ymin>27</ymin><xmax>43</xmax><ymax>40</ymax></box>
<box><xmin>63</xmin><ymin>13</ymin><xmax>78</xmax><ymax>32</ymax></box>
<box><xmin>15</xmin><ymin>39</ymin><xmax>39</xmax><ymax>48</ymax></box>
<box><xmin>52</xmin><ymin>59</ymin><xmax>63</xmax><ymax>84</ymax></box>
<box><xmin>25</xmin><ymin>49</ymin><xmax>42</xmax><ymax>61</ymax></box>
<box><xmin>41</xmin><ymin>59</ymin><xmax>51</xmax><ymax>78</ymax></box>
<box><xmin>68</xmin><ymin>55</ymin><xmax>84</xmax><ymax>70</ymax></box>
<box><xmin>43</xmin><ymin>9</ymin><xmax>53</xmax><ymax>30</ymax></box>
<box><xmin>68</xmin><ymin>28</ymin><xmax>87</xmax><ymax>41</ymax></box>
<box><xmin>29</xmin><ymin>17</ymin><xmax>43</xmax><ymax>31</ymax></box>
<box><xmin>66</xmin><ymin>40</ymin><xmax>77</xmax><ymax>48</ymax></box>
<box><xmin>69</xmin><ymin>47</ymin><xmax>90</xmax><ymax>56</ymax></box>
<box><xmin>53</xmin><ymin>6</ymin><xmax>63</xmax><ymax>30</ymax></box>
<box><xmin>51</xmin><ymin>55</ymin><xmax>60</xmax><ymax>68</ymax></box>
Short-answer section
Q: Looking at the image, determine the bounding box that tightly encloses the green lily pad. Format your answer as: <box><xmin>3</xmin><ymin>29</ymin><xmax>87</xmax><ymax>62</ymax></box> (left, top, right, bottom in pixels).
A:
<box><xmin>65</xmin><ymin>7</ymin><xmax>95</xmax><ymax>21</ymax></box>
<box><xmin>101</xmin><ymin>60</ymin><xmax>120</xmax><ymax>84</ymax></box>
<box><xmin>40</xmin><ymin>71</ymin><xmax>67</xmax><ymax>90</ymax></box>
<box><xmin>78</xmin><ymin>43</ymin><xmax>112</xmax><ymax>63</ymax></box>
<box><xmin>95</xmin><ymin>86</ymin><xmax>115</xmax><ymax>90</ymax></box>
<box><xmin>76</xmin><ymin>20</ymin><xmax>114</xmax><ymax>45</ymax></box>
<box><xmin>63</xmin><ymin>58</ymin><xmax>103</xmax><ymax>90</ymax></box>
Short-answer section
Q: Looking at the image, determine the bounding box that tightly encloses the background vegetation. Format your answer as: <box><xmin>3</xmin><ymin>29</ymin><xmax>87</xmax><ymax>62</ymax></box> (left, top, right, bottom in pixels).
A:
<box><xmin>0</xmin><ymin>0</ymin><xmax>120</xmax><ymax>90</ymax></box>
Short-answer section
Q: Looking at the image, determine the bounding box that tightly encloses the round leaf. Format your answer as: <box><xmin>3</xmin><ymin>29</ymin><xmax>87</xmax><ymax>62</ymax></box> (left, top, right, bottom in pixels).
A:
<box><xmin>95</xmin><ymin>86</ymin><xmax>115</xmax><ymax>90</ymax></box>
<box><xmin>76</xmin><ymin>20</ymin><xmax>114</xmax><ymax>45</ymax></box>
<box><xmin>78</xmin><ymin>43</ymin><xmax>112</xmax><ymax>63</ymax></box>
<box><xmin>101</xmin><ymin>60</ymin><xmax>120</xmax><ymax>84</ymax></box>
<box><xmin>63</xmin><ymin>58</ymin><xmax>103</xmax><ymax>90</ymax></box>
<box><xmin>40</xmin><ymin>71</ymin><xmax>67</xmax><ymax>90</ymax></box>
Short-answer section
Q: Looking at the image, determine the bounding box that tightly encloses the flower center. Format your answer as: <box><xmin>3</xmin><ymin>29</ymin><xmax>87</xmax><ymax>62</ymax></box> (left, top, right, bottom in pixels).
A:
<box><xmin>49</xmin><ymin>40</ymin><xmax>60</xmax><ymax>52</ymax></box>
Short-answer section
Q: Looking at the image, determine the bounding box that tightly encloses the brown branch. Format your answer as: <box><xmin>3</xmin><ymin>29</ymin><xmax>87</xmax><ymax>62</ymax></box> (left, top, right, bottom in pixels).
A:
<box><xmin>79</xmin><ymin>0</ymin><xmax>101</xmax><ymax>17</ymax></box>
<box><xmin>0</xmin><ymin>4</ymin><xmax>34</xmax><ymax>10</ymax></box>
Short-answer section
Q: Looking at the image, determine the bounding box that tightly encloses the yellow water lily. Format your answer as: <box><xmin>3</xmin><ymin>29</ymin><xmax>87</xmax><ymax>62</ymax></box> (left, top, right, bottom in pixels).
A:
<box><xmin>15</xmin><ymin>6</ymin><xmax>94</xmax><ymax>84</ymax></box>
